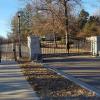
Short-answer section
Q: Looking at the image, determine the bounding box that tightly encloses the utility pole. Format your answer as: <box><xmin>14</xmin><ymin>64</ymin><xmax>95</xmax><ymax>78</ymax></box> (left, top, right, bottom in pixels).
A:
<box><xmin>64</xmin><ymin>0</ymin><xmax>70</xmax><ymax>54</ymax></box>
<box><xmin>18</xmin><ymin>12</ymin><xmax>22</xmax><ymax>58</ymax></box>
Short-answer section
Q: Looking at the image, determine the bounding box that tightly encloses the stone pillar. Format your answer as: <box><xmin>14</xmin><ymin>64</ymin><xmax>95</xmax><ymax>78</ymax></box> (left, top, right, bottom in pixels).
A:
<box><xmin>27</xmin><ymin>35</ymin><xmax>42</xmax><ymax>61</ymax></box>
<box><xmin>90</xmin><ymin>36</ymin><xmax>100</xmax><ymax>56</ymax></box>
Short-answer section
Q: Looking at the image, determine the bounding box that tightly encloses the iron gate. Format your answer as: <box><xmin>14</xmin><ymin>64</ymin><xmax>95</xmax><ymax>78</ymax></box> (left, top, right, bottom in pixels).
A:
<box><xmin>40</xmin><ymin>36</ymin><xmax>91</xmax><ymax>58</ymax></box>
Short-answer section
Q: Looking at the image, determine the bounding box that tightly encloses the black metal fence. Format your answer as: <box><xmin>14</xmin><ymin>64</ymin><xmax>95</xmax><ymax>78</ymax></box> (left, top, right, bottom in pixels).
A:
<box><xmin>41</xmin><ymin>36</ymin><xmax>91</xmax><ymax>58</ymax></box>
<box><xmin>0</xmin><ymin>40</ymin><xmax>29</xmax><ymax>61</ymax></box>
<box><xmin>0</xmin><ymin>36</ymin><xmax>91</xmax><ymax>61</ymax></box>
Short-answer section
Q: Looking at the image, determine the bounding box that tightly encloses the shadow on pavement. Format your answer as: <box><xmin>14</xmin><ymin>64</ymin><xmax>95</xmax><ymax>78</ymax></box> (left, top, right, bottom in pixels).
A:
<box><xmin>43</xmin><ymin>57</ymin><xmax>100</xmax><ymax>63</ymax></box>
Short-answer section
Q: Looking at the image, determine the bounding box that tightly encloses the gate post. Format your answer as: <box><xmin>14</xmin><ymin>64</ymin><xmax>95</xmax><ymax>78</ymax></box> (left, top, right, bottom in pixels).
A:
<box><xmin>0</xmin><ymin>49</ymin><xmax>1</xmax><ymax>62</ymax></box>
<box><xmin>0</xmin><ymin>40</ymin><xmax>1</xmax><ymax>62</ymax></box>
<box><xmin>90</xmin><ymin>36</ymin><xmax>100</xmax><ymax>56</ymax></box>
<box><xmin>27</xmin><ymin>35</ymin><xmax>42</xmax><ymax>61</ymax></box>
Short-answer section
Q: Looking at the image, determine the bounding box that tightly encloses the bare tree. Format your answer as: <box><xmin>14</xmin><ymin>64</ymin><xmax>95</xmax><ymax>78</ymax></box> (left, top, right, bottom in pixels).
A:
<box><xmin>10</xmin><ymin>0</ymin><xmax>81</xmax><ymax>41</ymax></box>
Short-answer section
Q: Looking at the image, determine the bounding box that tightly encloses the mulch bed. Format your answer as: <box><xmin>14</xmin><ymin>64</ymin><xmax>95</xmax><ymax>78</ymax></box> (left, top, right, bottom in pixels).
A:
<box><xmin>20</xmin><ymin>62</ymin><xmax>98</xmax><ymax>99</ymax></box>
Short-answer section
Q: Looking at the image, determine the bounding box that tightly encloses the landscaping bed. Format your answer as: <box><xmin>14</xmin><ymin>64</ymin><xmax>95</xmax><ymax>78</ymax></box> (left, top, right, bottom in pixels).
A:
<box><xmin>20</xmin><ymin>62</ymin><xmax>98</xmax><ymax>99</ymax></box>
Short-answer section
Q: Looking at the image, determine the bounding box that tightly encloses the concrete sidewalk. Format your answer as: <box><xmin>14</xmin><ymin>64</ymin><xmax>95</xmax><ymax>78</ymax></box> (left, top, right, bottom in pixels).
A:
<box><xmin>0</xmin><ymin>60</ymin><xmax>40</xmax><ymax>100</ymax></box>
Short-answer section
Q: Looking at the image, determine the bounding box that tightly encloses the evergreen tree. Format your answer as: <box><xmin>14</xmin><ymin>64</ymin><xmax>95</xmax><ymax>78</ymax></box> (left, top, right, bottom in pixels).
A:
<box><xmin>78</xmin><ymin>9</ymin><xmax>89</xmax><ymax>30</ymax></box>
<box><xmin>83</xmin><ymin>16</ymin><xmax>100</xmax><ymax>36</ymax></box>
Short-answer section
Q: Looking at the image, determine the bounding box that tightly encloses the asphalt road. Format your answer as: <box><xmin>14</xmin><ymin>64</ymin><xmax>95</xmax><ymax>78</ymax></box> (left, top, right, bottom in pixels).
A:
<box><xmin>43</xmin><ymin>56</ymin><xmax>100</xmax><ymax>96</ymax></box>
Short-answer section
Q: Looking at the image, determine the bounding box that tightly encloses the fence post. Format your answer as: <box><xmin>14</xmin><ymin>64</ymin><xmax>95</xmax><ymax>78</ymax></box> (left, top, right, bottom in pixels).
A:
<box><xmin>13</xmin><ymin>42</ymin><xmax>17</xmax><ymax>61</ymax></box>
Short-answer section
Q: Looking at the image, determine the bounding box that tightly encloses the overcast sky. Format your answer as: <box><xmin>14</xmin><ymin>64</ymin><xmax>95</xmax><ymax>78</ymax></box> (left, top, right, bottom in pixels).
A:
<box><xmin>0</xmin><ymin>0</ymin><xmax>100</xmax><ymax>38</ymax></box>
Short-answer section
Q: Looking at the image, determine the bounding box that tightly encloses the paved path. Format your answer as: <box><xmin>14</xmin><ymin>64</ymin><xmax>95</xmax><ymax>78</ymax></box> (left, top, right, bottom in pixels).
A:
<box><xmin>43</xmin><ymin>56</ymin><xmax>100</xmax><ymax>96</ymax></box>
<box><xmin>0</xmin><ymin>60</ymin><xmax>40</xmax><ymax>100</ymax></box>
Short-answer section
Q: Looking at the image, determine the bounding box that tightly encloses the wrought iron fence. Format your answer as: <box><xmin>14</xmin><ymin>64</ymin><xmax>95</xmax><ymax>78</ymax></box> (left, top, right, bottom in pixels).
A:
<box><xmin>0</xmin><ymin>40</ymin><xmax>29</xmax><ymax>61</ymax></box>
<box><xmin>41</xmin><ymin>36</ymin><xmax>91</xmax><ymax>58</ymax></box>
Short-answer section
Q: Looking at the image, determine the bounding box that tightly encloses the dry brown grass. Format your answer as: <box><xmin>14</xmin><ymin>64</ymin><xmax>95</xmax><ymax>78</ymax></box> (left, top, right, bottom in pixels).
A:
<box><xmin>41</xmin><ymin>48</ymin><xmax>90</xmax><ymax>54</ymax></box>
